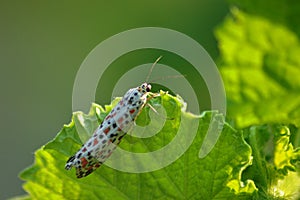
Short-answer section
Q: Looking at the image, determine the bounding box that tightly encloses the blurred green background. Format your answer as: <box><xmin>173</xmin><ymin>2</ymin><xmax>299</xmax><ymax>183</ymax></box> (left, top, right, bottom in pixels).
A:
<box><xmin>0</xmin><ymin>1</ymin><xmax>229</xmax><ymax>199</ymax></box>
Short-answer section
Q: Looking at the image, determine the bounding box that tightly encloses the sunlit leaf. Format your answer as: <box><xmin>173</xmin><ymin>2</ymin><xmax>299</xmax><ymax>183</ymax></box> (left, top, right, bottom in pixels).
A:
<box><xmin>19</xmin><ymin>92</ymin><xmax>255</xmax><ymax>199</ymax></box>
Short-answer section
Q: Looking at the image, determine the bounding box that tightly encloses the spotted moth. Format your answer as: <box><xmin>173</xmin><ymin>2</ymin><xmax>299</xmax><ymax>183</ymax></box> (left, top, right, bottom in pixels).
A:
<box><xmin>65</xmin><ymin>58</ymin><xmax>162</xmax><ymax>178</ymax></box>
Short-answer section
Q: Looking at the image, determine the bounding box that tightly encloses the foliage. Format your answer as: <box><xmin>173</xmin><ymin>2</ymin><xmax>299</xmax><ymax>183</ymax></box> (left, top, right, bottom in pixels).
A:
<box><xmin>215</xmin><ymin>8</ymin><xmax>300</xmax><ymax>128</ymax></box>
<box><xmin>18</xmin><ymin>93</ymin><xmax>257</xmax><ymax>199</ymax></box>
<box><xmin>15</xmin><ymin>2</ymin><xmax>300</xmax><ymax>200</ymax></box>
<box><xmin>214</xmin><ymin>5</ymin><xmax>300</xmax><ymax>199</ymax></box>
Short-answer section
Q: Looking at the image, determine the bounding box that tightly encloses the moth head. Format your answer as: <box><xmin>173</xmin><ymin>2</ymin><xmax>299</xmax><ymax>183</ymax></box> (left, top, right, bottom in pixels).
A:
<box><xmin>140</xmin><ymin>83</ymin><xmax>151</xmax><ymax>93</ymax></box>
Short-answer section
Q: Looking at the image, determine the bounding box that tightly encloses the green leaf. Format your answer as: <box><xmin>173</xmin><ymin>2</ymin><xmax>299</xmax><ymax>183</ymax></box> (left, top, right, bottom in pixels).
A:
<box><xmin>273</xmin><ymin>126</ymin><xmax>300</xmax><ymax>174</ymax></box>
<box><xmin>215</xmin><ymin>5</ymin><xmax>300</xmax><ymax>199</ymax></box>
<box><xmin>19</xmin><ymin>92</ymin><xmax>256</xmax><ymax>199</ymax></box>
<box><xmin>226</xmin><ymin>0</ymin><xmax>300</xmax><ymax>37</ymax></box>
<box><xmin>215</xmin><ymin>8</ymin><xmax>300</xmax><ymax>128</ymax></box>
<box><xmin>242</xmin><ymin>125</ymin><xmax>300</xmax><ymax>199</ymax></box>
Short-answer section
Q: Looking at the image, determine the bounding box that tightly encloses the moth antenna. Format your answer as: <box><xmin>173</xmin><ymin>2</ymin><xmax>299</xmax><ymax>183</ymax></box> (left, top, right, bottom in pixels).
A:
<box><xmin>150</xmin><ymin>74</ymin><xmax>187</xmax><ymax>82</ymax></box>
<box><xmin>146</xmin><ymin>56</ymin><xmax>163</xmax><ymax>82</ymax></box>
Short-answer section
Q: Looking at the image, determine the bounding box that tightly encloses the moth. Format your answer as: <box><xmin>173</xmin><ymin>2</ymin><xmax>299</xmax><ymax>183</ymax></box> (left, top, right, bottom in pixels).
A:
<box><xmin>65</xmin><ymin>58</ymin><xmax>161</xmax><ymax>178</ymax></box>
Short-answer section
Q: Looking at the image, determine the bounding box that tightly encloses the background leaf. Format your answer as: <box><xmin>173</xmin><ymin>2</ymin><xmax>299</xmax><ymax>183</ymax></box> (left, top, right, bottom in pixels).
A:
<box><xmin>214</xmin><ymin>2</ymin><xmax>300</xmax><ymax>199</ymax></box>
<box><xmin>215</xmin><ymin>8</ymin><xmax>300</xmax><ymax>128</ymax></box>
<box><xmin>227</xmin><ymin>0</ymin><xmax>300</xmax><ymax>37</ymax></box>
<box><xmin>242</xmin><ymin>125</ymin><xmax>300</xmax><ymax>199</ymax></box>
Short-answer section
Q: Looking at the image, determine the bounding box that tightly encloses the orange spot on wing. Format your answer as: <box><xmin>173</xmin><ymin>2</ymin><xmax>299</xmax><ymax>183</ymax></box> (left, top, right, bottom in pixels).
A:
<box><xmin>129</xmin><ymin>109</ymin><xmax>135</xmax><ymax>114</ymax></box>
<box><xmin>93</xmin><ymin>138</ymin><xmax>99</xmax><ymax>146</ymax></box>
<box><xmin>80</xmin><ymin>157</ymin><xmax>88</xmax><ymax>168</ymax></box>
<box><xmin>118</xmin><ymin>117</ymin><xmax>123</xmax><ymax>124</ymax></box>
<box><xmin>95</xmin><ymin>163</ymin><xmax>101</xmax><ymax>168</ymax></box>
<box><xmin>104</xmin><ymin>127</ymin><xmax>110</xmax><ymax>134</ymax></box>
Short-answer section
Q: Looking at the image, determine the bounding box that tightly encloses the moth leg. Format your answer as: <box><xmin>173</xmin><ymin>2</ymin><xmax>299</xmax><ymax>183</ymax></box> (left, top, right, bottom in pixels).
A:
<box><xmin>146</xmin><ymin>93</ymin><xmax>174</xmax><ymax>120</ymax></box>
